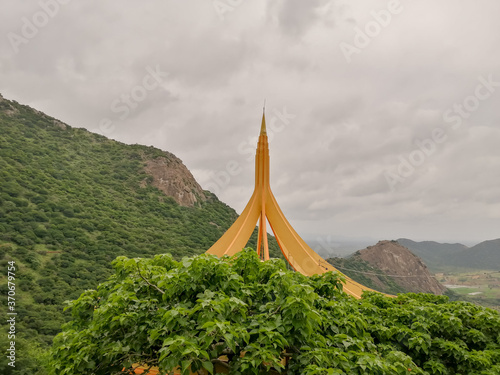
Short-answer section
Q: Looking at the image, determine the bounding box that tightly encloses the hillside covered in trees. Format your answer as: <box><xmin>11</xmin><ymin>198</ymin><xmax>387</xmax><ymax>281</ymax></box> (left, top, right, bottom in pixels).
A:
<box><xmin>0</xmin><ymin>94</ymin><xmax>282</xmax><ymax>374</ymax></box>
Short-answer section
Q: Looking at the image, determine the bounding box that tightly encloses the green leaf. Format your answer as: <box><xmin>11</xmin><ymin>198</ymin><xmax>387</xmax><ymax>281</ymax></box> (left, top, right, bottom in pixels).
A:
<box><xmin>202</xmin><ymin>360</ymin><xmax>214</xmax><ymax>373</ymax></box>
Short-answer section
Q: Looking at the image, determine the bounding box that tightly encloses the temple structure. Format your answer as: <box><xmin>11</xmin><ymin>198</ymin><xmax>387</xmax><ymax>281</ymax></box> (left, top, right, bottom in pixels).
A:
<box><xmin>206</xmin><ymin>112</ymin><xmax>376</xmax><ymax>299</ymax></box>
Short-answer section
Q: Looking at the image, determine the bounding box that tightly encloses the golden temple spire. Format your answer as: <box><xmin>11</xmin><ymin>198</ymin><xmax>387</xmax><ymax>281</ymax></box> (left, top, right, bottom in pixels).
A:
<box><xmin>206</xmin><ymin>110</ymin><xmax>380</xmax><ymax>299</ymax></box>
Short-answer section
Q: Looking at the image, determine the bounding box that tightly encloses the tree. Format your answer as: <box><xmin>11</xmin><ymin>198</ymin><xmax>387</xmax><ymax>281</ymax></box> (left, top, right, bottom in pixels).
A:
<box><xmin>50</xmin><ymin>250</ymin><xmax>500</xmax><ymax>375</ymax></box>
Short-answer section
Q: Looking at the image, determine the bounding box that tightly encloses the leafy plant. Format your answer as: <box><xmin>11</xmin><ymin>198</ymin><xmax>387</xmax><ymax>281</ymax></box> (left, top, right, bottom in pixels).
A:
<box><xmin>50</xmin><ymin>250</ymin><xmax>500</xmax><ymax>374</ymax></box>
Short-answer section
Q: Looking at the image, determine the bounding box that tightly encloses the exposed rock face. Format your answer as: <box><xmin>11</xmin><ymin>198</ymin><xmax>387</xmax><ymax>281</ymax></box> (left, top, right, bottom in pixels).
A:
<box><xmin>143</xmin><ymin>154</ymin><xmax>206</xmax><ymax>207</ymax></box>
<box><xmin>357</xmin><ymin>240</ymin><xmax>447</xmax><ymax>295</ymax></box>
<box><xmin>0</xmin><ymin>93</ymin><xmax>19</xmax><ymax>116</ymax></box>
<box><xmin>53</xmin><ymin>119</ymin><xmax>67</xmax><ymax>130</ymax></box>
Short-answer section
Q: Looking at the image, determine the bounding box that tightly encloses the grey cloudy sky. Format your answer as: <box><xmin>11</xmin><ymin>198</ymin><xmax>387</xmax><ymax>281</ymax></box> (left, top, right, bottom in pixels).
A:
<box><xmin>1</xmin><ymin>0</ymin><xmax>499</xmax><ymax>245</ymax></box>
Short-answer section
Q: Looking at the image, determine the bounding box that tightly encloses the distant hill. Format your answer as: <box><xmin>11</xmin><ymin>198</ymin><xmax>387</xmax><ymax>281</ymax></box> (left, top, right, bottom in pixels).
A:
<box><xmin>398</xmin><ymin>238</ymin><xmax>500</xmax><ymax>271</ymax></box>
<box><xmin>0</xmin><ymin>93</ymin><xmax>282</xmax><ymax>372</ymax></box>
<box><xmin>329</xmin><ymin>240</ymin><xmax>446</xmax><ymax>295</ymax></box>
<box><xmin>396</xmin><ymin>238</ymin><xmax>468</xmax><ymax>272</ymax></box>
<box><xmin>448</xmin><ymin>238</ymin><xmax>500</xmax><ymax>270</ymax></box>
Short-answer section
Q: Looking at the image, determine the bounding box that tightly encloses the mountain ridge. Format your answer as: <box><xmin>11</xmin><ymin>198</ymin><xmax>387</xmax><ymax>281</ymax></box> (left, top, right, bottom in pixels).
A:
<box><xmin>396</xmin><ymin>238</ymin><xmax>468</xmax><ymax>272</ymax></box>
<box><xmin>397</xmin><ymin>237</ymin><xmax>500</xmax><ymax>271</ymax></box>
<box><xmin>450</xmin><ymin>238</ymin><xmax>500</xmax><ymax>270</ymax></box>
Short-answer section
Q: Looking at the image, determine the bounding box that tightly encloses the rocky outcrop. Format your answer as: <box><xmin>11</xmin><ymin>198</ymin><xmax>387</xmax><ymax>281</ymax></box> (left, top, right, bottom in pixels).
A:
<box><xmin>357</xmin><ymin>240</ymin><xmax>446</xmax><ymax>295</ymax></box>
<box><xmin>0</xmin><ymin>93</ymin><xmax>19</xmax><ymax>116</ymax></box>
<box><xmin>53</xmin><ymin>119</ymin><xmax>67</xmax><ymax>130</ymax></box>
<box><xmin>143</xmin><ymin>154</ymin><xmax>207</xmax><ymax>207</ymax></box>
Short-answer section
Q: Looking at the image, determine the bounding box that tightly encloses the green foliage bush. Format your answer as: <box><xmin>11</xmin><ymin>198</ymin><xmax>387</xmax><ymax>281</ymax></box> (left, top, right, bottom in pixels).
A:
<box><xmin>51</xmin><ymin>250</ymin><xmax>500</xmax><ymax>375</ymax></box>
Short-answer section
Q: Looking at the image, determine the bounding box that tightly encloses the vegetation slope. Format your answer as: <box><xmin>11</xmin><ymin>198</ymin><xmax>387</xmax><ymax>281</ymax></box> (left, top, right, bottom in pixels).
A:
<box><xmin>0</xmin><ymin>94</ymin><xmax>281</xmax><ymax>374</ymax></box>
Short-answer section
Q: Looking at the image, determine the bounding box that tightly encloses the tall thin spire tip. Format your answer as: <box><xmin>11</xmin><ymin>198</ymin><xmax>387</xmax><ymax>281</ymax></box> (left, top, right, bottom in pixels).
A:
<box><xmin>260</xmin><ymin>101</ymin><xmax>267</xmax><ymax>135</ymax></box>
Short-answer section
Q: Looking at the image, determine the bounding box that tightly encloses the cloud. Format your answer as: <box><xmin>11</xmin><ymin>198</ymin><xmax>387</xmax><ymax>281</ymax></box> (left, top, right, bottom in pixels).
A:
<box><xmin>1</xmin><ymin>0</ymin><xmax>500</xmax><ymax>243</ymax></box>
<box><xmin>269</xmin><ymin>0</ymin><xmax>334</xmax><ymax>37</ymax></box>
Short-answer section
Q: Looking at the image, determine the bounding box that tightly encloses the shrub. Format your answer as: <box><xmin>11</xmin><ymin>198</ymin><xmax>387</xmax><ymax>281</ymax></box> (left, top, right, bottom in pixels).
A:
<box><xmin>50</xmin><ymin>250</ymin><xmax>500</xmax><ymax>375</ymax></box>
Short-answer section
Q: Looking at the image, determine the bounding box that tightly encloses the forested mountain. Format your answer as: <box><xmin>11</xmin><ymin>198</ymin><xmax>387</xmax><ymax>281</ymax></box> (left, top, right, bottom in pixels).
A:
<box><xmin>396</xmin><ymin>238</ymin><xmax>468</xmax><ymax>272</ymax></box>
<box><xmin>398</xmin><ymin>238</ymin><xmax>500</xmax><ymax>271</ymax></box>
<box><xmin>396</xmin><ymin>238</ymin><xmax>467</xmax><ymax>272</ymax></box>
<box><xmin>0</xmin><ymin>93</ymin><xmax>281</xmax><ymax>374</ymax></box>
<box><xmin>449</xmin><ymin>238</ymin><xmax>500</xmax><ymax>270</ymax></box>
